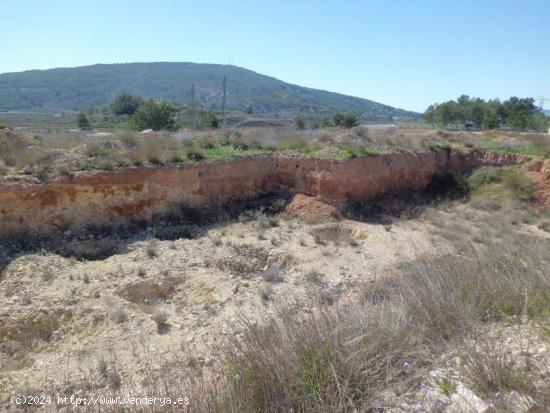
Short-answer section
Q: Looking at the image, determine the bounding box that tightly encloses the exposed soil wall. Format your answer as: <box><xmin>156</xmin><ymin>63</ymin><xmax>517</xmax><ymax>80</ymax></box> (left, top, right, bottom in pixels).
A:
<box><xmin>0</xmin><ymin>149</ymin><xmax>526</xmax><ymax>239</ymax></box>
<box><xmin>525</xmin><ymin>158</ymin><xmax>550</xmax><ymax>209</ymax></box>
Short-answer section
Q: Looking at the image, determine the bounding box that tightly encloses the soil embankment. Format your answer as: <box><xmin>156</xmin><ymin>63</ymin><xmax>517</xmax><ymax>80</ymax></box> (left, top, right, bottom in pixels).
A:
<box><xmin>0</xmin><ymin>149</ymin><xmax>526</xmax><ymax>239</ymax></box>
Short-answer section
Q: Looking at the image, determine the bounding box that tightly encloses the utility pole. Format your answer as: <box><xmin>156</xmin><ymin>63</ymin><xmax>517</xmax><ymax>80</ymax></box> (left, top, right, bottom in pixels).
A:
<box><xmin>190</xmin><ymin>83</ymin><xmax>196</xmax><ymax>127</ymax></box>
<box><xmin>538</xmin><ymin>96</ymin><xmax>550</xmax><ymax>111</ymax></box>
<box><xmin>222</xmin><ymin>76</ymin><xmax>227</xmax><ymax>129</ymax></box>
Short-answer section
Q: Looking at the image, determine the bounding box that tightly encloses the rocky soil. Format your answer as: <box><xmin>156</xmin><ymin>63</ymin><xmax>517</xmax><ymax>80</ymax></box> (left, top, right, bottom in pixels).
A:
<box><xmin>0</xmin><ymin>210</ymin><xmax>429</xmax><ymax>395</ymax></box>
<box><xmin>1</xmin><ymin>194</ymin><xmax>548</xmax><ymax>411</ymax></box>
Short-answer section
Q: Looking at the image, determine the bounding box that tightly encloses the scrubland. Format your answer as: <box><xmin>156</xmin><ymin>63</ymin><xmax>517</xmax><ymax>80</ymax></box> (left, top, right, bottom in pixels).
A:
<box><xmin>1</xmin><ymin>124</ymin><xmax>549</xmax><ymax>180</ymax></box>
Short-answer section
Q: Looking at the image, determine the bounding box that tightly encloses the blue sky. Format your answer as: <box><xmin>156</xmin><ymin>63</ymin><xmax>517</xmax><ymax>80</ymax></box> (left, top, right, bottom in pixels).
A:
<box><xmin>3</xmin><ymin>0</ymin><xmax>549</xmax><ymax>112</ymax></box>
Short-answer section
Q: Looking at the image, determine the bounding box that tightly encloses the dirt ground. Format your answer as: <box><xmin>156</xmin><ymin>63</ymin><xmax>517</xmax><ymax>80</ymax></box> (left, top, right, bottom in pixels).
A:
<box><xmin>0</xmin><ymin>203</ymin><xmax>442</xmax><ymax>392</ymax></box>
<box><xmin>1</xmin><ymin>192</ymin><xmax>549</xmax><ymax>410</ymax></box>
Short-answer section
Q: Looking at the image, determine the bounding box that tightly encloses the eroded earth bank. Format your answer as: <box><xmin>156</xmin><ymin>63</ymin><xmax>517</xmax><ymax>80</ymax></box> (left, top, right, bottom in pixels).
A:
<box><xmin>0</xmin><ymin>149</ymin><xmax>525</xmax><ymax>239</ymax></box>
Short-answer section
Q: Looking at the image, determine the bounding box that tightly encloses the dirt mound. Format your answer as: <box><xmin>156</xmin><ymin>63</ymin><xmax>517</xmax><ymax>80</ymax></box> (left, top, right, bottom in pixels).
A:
<box><xmin>524</xmin><ymin>158</ymin><xmax>550</xmax><ymax>208</ymax></box>
<box><xmin>285</xmin><ymin>194</ymin><xmax>340</xmax><ymax>222</ymax></box>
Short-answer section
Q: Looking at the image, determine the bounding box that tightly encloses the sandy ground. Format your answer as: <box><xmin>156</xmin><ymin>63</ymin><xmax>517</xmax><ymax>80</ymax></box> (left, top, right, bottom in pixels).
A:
<box><xmin>0</xmin><ymin>210</ymin><xmax>439</xmax><ymax>394</ymax></box>
<box><xmin>0</xmin><ymin>202</ymin><xmax>548</xmax><ymax>410</ymax></box>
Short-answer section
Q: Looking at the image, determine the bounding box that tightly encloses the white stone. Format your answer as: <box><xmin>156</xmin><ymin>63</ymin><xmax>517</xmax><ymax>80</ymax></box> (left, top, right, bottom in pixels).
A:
<box><xmin>446</xmin><ymin>384</ymin><xmax>488</xmax><ymax>413</ymax></box>
<box><xmin>19</xmin><ymin>164</ymin><xmax>35</xmax><ymax>175</ymax></box>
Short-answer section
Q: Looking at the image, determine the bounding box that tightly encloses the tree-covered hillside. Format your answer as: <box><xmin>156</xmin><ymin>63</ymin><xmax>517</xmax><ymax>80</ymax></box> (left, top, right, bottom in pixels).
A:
<box><xmin>0</xmin><ymin>62</ymin><xmax>418</xmax><ymax>121</ymax></box>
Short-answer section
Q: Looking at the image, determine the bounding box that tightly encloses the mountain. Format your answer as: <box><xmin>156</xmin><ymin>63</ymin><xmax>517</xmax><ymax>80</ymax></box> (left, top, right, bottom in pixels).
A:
<box><xmin>0</xmin><ymin>62</ymin><xmax>418</xmax><ymax>121</ymax></box>
<box><xmin>544</xmin><ymin>109</ymin><xmax>550</xmax><ymax>116</ymax></box>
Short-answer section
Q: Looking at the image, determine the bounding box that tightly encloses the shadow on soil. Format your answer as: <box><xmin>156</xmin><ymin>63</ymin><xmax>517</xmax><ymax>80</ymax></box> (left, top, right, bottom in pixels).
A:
<box><xmin>0</xmin><ymin>174</ymin><xmax>467</xmax><ymax>273</ymax></box>
<box><xmin>0</xmin><ymin>193</ymin><xmax>288</xmax><ymax>273</ymax></box>
<box><xmin>342</xmin><ymin>173</ymin><xmax>468</xmax><ymax>225</ymax></box>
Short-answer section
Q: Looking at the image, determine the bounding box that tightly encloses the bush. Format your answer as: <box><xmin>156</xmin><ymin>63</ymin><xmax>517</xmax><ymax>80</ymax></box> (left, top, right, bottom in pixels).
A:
<box><xmin>463</xmin><ymin>337</ymin><xmax>538</xmax><ymax>399</ymax></box>
<box><xmin>333</xmin><ymin>112</ymin><xmax>359</xmax><ymax>128</ymax></box>
<box><xmin>232</xmin><ymin>139</ymin><xmax>250</xmax><ymax>150</ymax></box>
<box><xmin>527</xmin><ymin>134</ymin><xmax>550</xmax><ymax>157</ymax></box>
<box><xmin>146</xmin><ymin>239</ymin><xmax>158</xmax><ymax>258</ymax></box>
<box><xmin>198</xmin><ymin>111</ymin><xmax>219</xmax><ymax>129</ymax></box>
<box><xmin>112</xmin><ymin>308</ymin><xmax>129</xmax><ymax>324</ymax></box>
<box><xmin>261</xmin><ymin>266</ymin><xmax>283</xmax><ymax>283</ymax></box>
<box><xmin>85</xmin><ymin>142</ymin><xmax>108</xmax><ymax>158</ymax></box>
<box><xmin>152</xmin><ymin>311</ymin><xmax>168</xmax><ymax>326</ymax></box>
<box><xmin>131</xmin><ymin>100</ymin><xmax>175</xmax><ymax>131</ymax></box>
<box><xmin>152</xmin><ymin>311</ymin><xmax>169</xmax><ymax>333</ymax></box>
<box><xmin>309</xmin><ymin>120</ymin><xmax>320</xmax><ymax>129</ymax></box>
<box><xmin>185</xmin><ymin>147</ymin><xmax>205</xmax><ymax>161</ymax></box>
<box><xmin>294</xmin><ymin>116</ymin><xmax>305</xmax><ymax>130</ymax></box>
<box><xmin>467</xmin><ymin>167</ymin><xmax>504</xmax><ymax>191</ymax></box>
<box><xmin>195</xmin><ymin>136</ymin><xmax>217</xmax><ymax>149</ymax></box>
<box><xmin>320</xmin><ymin>117</ymin><xmax>333</xmax><ymax>127</ymax></box>
<box><xmin>77</xmin><ymin>113</ymin><xmax>91</xmax><ymax>129</ymax></box>
<box><xmin>467</xmin><ymin>167</ymin><xmax>535</xmax><ymax>207</ymax></box>
<box><xmin>501</xmin><ymin>168</ymin><xmax>535</xmax><ymax>201</ymax></box>
<box><xmin>110</xmin><ymin>94</ymin><xmax>144</xmax><ymax>115</ymax></box>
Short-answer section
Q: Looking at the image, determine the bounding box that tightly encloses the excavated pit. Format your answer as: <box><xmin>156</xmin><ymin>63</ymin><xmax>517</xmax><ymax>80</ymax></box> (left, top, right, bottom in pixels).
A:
<box><xmin>0</xmin><ymin>149</ymin><xmax>527</xmax><ymax>269</ymax></box>
<box><xmin>343</xmin><ymin>172</ymin><xmax>468</xmax><ymax>224</ymax></box>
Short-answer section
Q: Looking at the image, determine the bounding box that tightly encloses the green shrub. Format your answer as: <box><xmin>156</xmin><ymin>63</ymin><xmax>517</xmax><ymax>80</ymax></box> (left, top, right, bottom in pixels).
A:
<box><xmin>198</xmin><ymin>111</ymin><xmax>219</xmax><ymax>129</ymax></box>
<box><xmin>294</xmin><ymin>116</ymin><xmax>305</xmax><ymax>130</ymax></box>
<box><xmin>467</xmin><ymin>167</ymin><xmax>535</xmax><ymax>207</ymax></box>
<box><xmin>77</xmin><ymin>113</ymin><xmax>91</xmax><ymax>129</ymax></box>
<box><xmin>110</xmin><ymin>94</ymin><xmax>144</xmax><ymax>115</ymax></box>
<box><xmin>131</xmin><ymin>100</ymin><xmax>175</xmax><ymax>131</ymax></box>
<box><xmin>85</xmin><ymin>142</ymin><xmax>108</xmax><ymax>158</ymax></box>
<box><xmin>185</xmin><ymin>147</ymin><xmax>205</xmax><ymax>161</ymax></box>
<box><xmin>501</xmin><ymin>168</ymin><xmax>535</xmax><ymax>201</ymax></box>
<box><xmin>333</xmin><ymin>112</ymin><xmax>359</xmax><ymax>128</ymax></box>
<box><xmin>467</xmin><ymin>167</ymin><xmax>504</xmax><ymax>191</ymax></box>
<box><xmin>232</xmin><ymin>139</ymin><xmax>250</xmax><ymax>150</ymax></box>
<box><xmin>354</xmin><ymin>147</ymin><xmax>377</xmax><ymax>157</ymax></box>
<box><xmin>437</xmin><ymin>377</ymin><xmax>457</xmax><ymax>396</ymax></box>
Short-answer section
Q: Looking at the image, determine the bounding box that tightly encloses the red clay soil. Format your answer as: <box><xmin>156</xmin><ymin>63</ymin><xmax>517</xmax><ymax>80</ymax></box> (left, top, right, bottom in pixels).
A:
<box><xmin>524</xmin><ymin>158</ymin><xmax>550</xmax><ymax>209</ymax></box>
<box><xmin>285</xmin><ymin>194</ymin><xmax>340</xmax><ymax>222</ymax></box>
<box><xmin>0</xmin><ymin>149</ymin><xmax>528</xmax><ymax>239</ymax></box>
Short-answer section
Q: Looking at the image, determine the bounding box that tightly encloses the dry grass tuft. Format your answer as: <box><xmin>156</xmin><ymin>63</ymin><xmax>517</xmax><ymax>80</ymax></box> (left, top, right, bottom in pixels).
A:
<box><xmin>467</xmin><ymin>166</ymin><xmax>535</xmax><ymax>210</ymax></box>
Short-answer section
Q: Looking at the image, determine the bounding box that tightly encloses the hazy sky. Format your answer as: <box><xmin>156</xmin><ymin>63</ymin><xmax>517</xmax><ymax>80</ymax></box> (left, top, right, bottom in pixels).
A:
<box><xmin>3</xmin><ymin>0</ymin><xmax>549</xmax><ymax>112</ymax></box>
